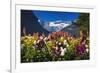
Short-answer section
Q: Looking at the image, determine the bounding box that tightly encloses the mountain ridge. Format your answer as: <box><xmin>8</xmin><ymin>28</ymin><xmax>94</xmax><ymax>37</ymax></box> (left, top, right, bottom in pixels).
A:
<box><xmin>21</xmin><ymin>10</ymin><xmax>49</xmax><ymax>36</ymax></box>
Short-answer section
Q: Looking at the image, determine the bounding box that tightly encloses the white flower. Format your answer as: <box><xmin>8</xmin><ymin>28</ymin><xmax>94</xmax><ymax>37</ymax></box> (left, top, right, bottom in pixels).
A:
<box><xmin>61</xmin><ymin>37</ymin><xmax>63</xmax><ymax>40</ymax></box>
<box><xmin>64</xmin><ymin>40</ymin><xmax>69</xmax><ymax>47</ymax></box>
<box><xmin>44</xmin><ymin>37</ymin><xmax>47</xmax><ymax>41</ymax></box>
<box><xmin>60</xmin><ymin>47</ymin><xmax>66</xmax><ymax>56</ymax></box>
<box><xmin>59</xmin><ymin>42</ymin><xmax>61</xmax><ymax>45</ymax></box>
<box><xmin>56</xmin><ymin>41</ymin><xmax>59</xmax><ymax>44</ymax></box>
<box><xmin>85</xmin><ymin>45</ymin><xmax>88</xmax><ymax>48</ymax></box>
<box><xmin>86</xmin><ymin>48</ymin><xmax>89</xmax><ymax>53</ymax></box>
<box><xmin>55</xmin><ymin>46</ymin><xmax>58</xmax><ymax>50</ymax></box>
<box><xmin>40</xmin><ymin>36</ymin><xmax>43</xmax><ymax>40</ymax></box>
<box><xmin>60</xmin><ymin>47</ymin><xmax>63</xmax><ymax>50</ymax></box>
<box><xmin>63</xmin><ymin>40</ymin><xmax>67</xmax><ymax>45</ymax></box>
<box><xmin>64</xmin><ymin>40</ymin><xmax>67</xmax><ymax>43</ymax></box>
<box><xmin>37</xmin><ymin>40</ymin><xmax>40</xmax><ymax>43</ymax></box>
<box><xmin>67</xmin><ymin>44</ymin><xmax>69</xmax><ymax>47</ymax></box>
<box><xmin>34</xmin><ymin>40</ymin><xmax>36</xmax><ymax>44</ymax></box>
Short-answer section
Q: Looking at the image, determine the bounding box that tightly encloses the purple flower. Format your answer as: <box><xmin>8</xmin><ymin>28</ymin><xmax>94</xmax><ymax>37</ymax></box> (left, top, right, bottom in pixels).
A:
<box><xmin>76</xmin><ymin>44</ymin><xmax>86</xmax><ymax>55</ymax></box>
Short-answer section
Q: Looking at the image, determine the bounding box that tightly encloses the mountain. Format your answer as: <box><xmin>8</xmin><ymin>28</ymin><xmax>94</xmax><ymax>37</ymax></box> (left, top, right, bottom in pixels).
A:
<box><xmin>21</xmin><ymin>10</ymin><xmax>49</xmax><ymax>36</ymax></box>
<box><xmin>39</xmin><ymin>21</ymin><xmax>71</xmax><ymax>32</ymax></box>
<box><xmin>61</xmin><ymin>22</ymin><xmax>79</xmax><ymax>37</ymax></box>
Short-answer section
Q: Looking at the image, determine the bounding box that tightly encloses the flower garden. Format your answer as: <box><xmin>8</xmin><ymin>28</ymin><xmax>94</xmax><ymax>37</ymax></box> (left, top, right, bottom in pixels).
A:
<box><xmin>21</xmin><ymin>31</ymin><xmax>89</xmax><ymax>63</ymax></box>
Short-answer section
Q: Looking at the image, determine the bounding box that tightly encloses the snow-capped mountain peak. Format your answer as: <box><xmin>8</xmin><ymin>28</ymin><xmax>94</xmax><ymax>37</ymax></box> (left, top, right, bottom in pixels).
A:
<box><xmin>39</xmin><ymin>20</ymin><xmax>72</xmax><ymax>32</ymax></box>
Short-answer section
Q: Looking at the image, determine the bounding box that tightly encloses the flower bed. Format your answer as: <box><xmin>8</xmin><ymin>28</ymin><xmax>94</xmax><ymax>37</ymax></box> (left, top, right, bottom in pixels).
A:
<box><xmin>21</xmin><ymin>31</ymin><xmax>89</xmax><ymax>63</ymax></box>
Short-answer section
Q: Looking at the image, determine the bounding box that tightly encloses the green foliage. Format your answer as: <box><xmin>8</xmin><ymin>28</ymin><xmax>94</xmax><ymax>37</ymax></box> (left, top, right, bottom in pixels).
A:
<box><xmin>76</xmin><ymin>13</ymin><xmax>90</xmax><ymax>32</ymax></box>
<box><xmin>21</xmin><ymin>47</ymin><xmax>36</xmax><ymax>62</ymax></box>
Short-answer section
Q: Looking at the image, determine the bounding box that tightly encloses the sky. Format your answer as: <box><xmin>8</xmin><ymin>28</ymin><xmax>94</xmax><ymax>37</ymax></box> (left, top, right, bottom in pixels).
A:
<box><xmin>33</xmin><ymin>10</ymin><xmax>80</xmax><ymax>22</ymax></box>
